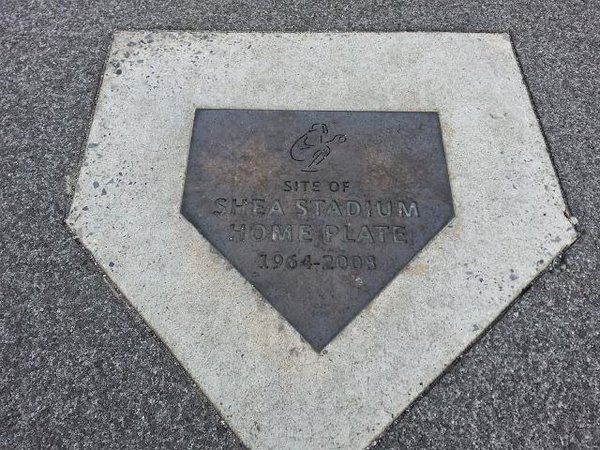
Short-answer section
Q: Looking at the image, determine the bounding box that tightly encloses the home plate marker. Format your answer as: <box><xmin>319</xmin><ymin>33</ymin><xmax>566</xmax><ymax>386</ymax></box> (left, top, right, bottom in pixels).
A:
<box><xmin>182</xmin><ymin>109</ymin><xmax>453</xmax><ymax>351</ymax></box>
<box><xmin>68</xmin><ymin>32</ymin><xmax>577</xmax><ymax>449</ymax></box>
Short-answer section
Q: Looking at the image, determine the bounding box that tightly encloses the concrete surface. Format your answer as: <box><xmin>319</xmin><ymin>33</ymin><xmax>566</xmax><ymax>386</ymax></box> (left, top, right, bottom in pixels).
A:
<box><xmin>1</xmin><ymin>2</ymin><xmax>598</xmax><ymax>450</ymax></box>
<box><xmin>66</xmin><ymin>31</ymin><xmax>575</xmax><ymax>450</ymax></box>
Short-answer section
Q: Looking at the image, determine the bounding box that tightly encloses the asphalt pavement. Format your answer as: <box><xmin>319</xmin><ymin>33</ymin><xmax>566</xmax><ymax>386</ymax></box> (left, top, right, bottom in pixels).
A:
<box><xmin>1</xmin><ymin>1</ymin><xmax>598</xmax><ymax>448</ymax></box>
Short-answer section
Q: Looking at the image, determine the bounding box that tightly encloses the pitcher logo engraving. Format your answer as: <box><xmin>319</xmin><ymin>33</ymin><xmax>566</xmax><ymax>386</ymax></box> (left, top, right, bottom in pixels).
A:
<box><xmin>289</xmin><ymin>123</ymin><xmax>347</xmax><ymax>172</ymax></box>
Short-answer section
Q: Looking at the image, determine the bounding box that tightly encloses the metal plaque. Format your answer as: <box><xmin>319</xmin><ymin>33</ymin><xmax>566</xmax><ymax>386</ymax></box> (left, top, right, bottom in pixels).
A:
<box><xmin>182</xmin><ymin>109</ymin><xmax>454</xmax><ymax>351</ymax></box>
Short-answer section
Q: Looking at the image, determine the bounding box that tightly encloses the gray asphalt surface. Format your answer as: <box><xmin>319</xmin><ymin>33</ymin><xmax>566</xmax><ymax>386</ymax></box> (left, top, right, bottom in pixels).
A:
<box><xmin>1</xmin><ymin>1</ymin><xmax>598</xmax><ymax>449</ymax></box>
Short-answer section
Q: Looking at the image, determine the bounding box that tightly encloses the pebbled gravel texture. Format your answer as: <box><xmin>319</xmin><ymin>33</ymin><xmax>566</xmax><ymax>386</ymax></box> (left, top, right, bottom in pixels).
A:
<box><xmin>1</xmin><ymin>1</ymin><xmax>598</xmax><ymax>449</ymax></box>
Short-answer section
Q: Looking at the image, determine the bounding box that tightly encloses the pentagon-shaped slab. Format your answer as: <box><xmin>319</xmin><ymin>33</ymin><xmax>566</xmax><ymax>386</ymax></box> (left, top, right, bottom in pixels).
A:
<box><xmin>182</xmin><ymin>109</ymin><xmax>453</xmax><ymax>350</ymax></box>
<box><xmin>67</xmin><ymin>32</ymin><xmax>577</xmax><ymax>450</ymax></box>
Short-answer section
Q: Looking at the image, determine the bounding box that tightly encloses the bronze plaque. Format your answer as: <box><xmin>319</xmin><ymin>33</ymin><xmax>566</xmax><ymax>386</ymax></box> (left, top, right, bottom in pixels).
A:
<box><xmin>182</xmin><ymin>109</ymin><xmax>453</xmax><ymax>351</ymax></box>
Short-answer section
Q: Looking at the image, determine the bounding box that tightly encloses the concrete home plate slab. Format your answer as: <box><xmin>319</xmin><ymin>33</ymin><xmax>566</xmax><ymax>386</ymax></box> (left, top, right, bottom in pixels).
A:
<box><xmin>67</xmin><ymin>32</ymin><xmax>577</xmax><ymax>449</ymax></box>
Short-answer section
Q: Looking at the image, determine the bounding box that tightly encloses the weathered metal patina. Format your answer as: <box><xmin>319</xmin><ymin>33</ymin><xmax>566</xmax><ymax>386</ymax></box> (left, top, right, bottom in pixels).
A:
<box><xmin>182</xmin><ymin>109</ymin><xmax>454</xmax><ymax>351</ymax></box>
